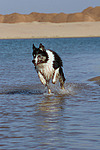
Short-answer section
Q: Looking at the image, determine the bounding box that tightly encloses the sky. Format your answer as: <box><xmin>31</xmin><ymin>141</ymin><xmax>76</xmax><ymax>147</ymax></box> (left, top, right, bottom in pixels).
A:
<box><xmin>0</xmin><ymin>0</ymin><xmax>100</xmax><ymax>15</ymax></box>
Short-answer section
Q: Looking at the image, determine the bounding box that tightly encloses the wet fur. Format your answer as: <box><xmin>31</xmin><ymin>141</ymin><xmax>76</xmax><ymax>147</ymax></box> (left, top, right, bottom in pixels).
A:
<box><xmin>32</xmin><ymin>43</ymin><xmax>66</xmax><ymax>94</ymax></box>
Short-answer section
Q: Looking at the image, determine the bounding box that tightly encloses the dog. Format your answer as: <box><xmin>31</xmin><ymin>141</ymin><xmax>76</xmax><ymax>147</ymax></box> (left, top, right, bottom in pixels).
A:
<box><xmin>32</xmin><ymin>43</ymin><xmax>66</xmax><ymax>94</ymax></box>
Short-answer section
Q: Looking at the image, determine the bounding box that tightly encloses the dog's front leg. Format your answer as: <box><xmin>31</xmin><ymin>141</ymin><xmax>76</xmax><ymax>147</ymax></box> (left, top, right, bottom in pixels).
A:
<box><xmin>38</xmin><ymin>72</ymin><xmax>51</xmax><ymax>94</ymax></box>
<box><xmin>38</xmin><ymin>71</ymin><xmax>46</xmax><ymax>85</ymax></box>
<box><xmin>47</xmin><ymin>84</ymin><xmax>51</xmax><ymax>94</ymax></box>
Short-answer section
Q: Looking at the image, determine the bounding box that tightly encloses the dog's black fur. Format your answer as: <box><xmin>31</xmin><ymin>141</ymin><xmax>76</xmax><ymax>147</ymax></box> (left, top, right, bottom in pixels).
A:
<box><xmin>32</xmin><ymin>43</ymin><xmax>65</xmax><ymax>94</ymax></box>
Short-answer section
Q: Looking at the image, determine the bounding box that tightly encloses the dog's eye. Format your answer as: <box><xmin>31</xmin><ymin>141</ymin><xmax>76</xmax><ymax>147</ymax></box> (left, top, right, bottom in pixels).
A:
<box><xmin>33</xmin><ymin>54</ymin><xmax>36</xmax><ymax>57</ymax></box>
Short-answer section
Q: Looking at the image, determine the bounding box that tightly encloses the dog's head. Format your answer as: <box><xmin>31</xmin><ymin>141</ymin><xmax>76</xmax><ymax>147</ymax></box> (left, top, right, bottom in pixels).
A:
<box><xmin>32</xmin><ymin>43</ymin><xmax>48</xmax><ymax>66</ymax></box>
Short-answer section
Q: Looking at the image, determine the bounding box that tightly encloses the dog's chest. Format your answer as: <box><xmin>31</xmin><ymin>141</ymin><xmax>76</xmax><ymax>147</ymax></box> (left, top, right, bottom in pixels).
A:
<box><xmin>37</xmin><ymin>50</ymin><xmax>55</xmax><ymax>80</ymax></box>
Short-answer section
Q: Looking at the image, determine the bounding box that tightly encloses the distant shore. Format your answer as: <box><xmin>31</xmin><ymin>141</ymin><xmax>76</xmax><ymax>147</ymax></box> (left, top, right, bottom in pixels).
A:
<box><xmin>0</xmin><ymin>21</ymin><xmax>100</xmax><ymax>39</ymax></box>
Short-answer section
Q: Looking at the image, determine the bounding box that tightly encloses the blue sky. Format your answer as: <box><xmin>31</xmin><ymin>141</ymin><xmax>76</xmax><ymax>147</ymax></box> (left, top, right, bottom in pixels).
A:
<box><xmin>0</xmin><ymin>0</ymin><xmax>100</xmax><ymax>14</ymax></box>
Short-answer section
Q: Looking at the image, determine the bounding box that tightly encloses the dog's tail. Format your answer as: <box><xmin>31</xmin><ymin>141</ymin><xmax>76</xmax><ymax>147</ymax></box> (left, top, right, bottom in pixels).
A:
<box><xmin>59</xmin><ymin>67</ymin><xmax>66</xmax><ymax>89</ymax></box>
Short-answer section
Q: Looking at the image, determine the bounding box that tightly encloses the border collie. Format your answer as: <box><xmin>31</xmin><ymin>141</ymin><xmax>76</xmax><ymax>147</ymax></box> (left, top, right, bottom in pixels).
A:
<box><xmin>32</xmin><ymin>43</ymin><xmax>66</xmax><ymax>94</ymax></box>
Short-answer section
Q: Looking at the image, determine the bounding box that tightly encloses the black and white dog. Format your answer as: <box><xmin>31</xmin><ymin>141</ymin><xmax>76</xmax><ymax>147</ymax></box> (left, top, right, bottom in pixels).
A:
<box><xmin>32</xmin><ymin>43</ymin><xmax>66</xmax><ymax>94</ymax></box>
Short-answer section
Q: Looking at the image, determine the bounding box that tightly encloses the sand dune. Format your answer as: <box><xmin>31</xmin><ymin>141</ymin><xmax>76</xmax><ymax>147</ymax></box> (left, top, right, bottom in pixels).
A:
<box><xmin>82</xmin><ymin>6</ymin><xmax>100</xmax><ymax>21</ymax></box>
<box><xmin>0</xmin><ymin>6</ymin><xmax>100</xmax><ymax>23</ymax></box>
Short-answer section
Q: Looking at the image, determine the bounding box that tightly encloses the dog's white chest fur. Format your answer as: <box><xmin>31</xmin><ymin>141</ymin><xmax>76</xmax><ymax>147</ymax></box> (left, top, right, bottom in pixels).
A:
<box><xmin>36</xmin><ymin>50</ymin><xmax>54</xmax><ymax>81</ymax></box>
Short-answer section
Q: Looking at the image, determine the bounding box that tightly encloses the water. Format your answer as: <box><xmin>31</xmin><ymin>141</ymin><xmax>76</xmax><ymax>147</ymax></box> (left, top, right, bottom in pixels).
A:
<box><xmin>0</xmin><ymin>38</ymin><xmax>100</xmax><ymax>150</ymax></box>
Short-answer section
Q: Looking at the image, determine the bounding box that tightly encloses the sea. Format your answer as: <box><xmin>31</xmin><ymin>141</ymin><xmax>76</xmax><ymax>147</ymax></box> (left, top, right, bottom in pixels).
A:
<box><xmin>0</xmin><ymin>37</ymin><xmax>100</xmax><ymax>150</ymax></box>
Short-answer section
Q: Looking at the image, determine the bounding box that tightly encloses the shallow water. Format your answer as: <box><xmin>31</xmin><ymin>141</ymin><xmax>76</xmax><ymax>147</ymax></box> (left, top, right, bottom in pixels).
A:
<box><xmin>0</xmin><ymin>38</ymin><xmax>100</xmax><ymax>150</ymax></box>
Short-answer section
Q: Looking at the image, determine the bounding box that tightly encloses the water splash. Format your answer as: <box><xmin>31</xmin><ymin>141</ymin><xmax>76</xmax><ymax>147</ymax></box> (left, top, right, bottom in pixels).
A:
<box><xmin>0</xmin><ymin>82</ymin><xmax>94</xmax><ymax>96</ymax></box>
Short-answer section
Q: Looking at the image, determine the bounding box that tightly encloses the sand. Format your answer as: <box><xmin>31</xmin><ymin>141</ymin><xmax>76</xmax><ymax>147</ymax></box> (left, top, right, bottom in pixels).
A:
<box><xmin>88</xmin><ymin>76</ymin><xmax>100</xmax><ymax>81</ymax></box>
<box><xmin>88</xmin><ymin>76</ymin><xmax>100</xmax><ymax>86</ymax></box>
<box><xmin>0</xmin><ymin>21</ymin><xmax>100</xmax><ymax>39</ymax></box>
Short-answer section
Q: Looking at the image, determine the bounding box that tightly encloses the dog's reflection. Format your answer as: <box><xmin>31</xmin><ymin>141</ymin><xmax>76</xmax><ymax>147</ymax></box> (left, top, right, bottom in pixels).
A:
<box><xmin>35</xmin><ymin>95</ymin><xmax>65</xmax><ymax>130</ymax></box>
<box><xmin>34</xmin><ymin>96</ymin><xmax>66</xmax><ymax>147</ymax></box>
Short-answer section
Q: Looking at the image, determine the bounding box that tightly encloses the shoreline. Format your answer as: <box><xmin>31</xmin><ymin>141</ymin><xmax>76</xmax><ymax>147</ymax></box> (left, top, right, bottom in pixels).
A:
<box><xmin>0</xmin><ymin>35</ymin><xmax>100</xmax><ymax>40</ymax></box>
<box><xmin>0</xmin><ymin>22</ymin><xmax>100</xmax><ymax>39</ymax></box>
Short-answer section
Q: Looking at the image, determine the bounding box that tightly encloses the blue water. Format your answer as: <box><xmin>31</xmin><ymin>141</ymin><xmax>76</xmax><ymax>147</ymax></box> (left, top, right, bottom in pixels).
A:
<box><xmin>0</xmin><ymin>38</ymin><xmax>100</xmax><ymax>150</ymax></box>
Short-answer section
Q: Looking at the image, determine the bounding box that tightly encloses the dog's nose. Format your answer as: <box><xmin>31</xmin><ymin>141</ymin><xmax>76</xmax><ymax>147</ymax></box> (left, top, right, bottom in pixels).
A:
<box><xmin>32</xmin><ymin>60</ymin><xmax>35</xmax><ymax>64</ymax></box>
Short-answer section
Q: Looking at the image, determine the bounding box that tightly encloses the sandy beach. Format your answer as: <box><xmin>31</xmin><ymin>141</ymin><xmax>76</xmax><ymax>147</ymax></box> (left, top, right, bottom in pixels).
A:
<box><xmin>0</xmin><ymin>21</ymin><xmax>100</xmax><ymax>39</ymax></box>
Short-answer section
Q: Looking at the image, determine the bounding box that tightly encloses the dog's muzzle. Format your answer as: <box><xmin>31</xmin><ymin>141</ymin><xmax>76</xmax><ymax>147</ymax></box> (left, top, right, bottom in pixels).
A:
<box><xmin>32</xmin><ymin>58</ymin><xmax>43</xmax><ymax>66</ymax></box>
<box><xmin>32</xmin><ymin>59</ymin><xmax>39</xmax><ymax>66</ymax></box>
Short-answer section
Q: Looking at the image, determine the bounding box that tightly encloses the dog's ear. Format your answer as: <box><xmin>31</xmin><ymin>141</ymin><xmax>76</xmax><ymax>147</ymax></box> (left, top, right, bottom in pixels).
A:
<box><xmin>39</xmin><ymin>43</ymin><xmax>45</xmax><ymax>51</ymax></box>
<box><xmin>33</xmin><ymin>44</ymin><xmax>36</xmax><ymax>50</ymax></box>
